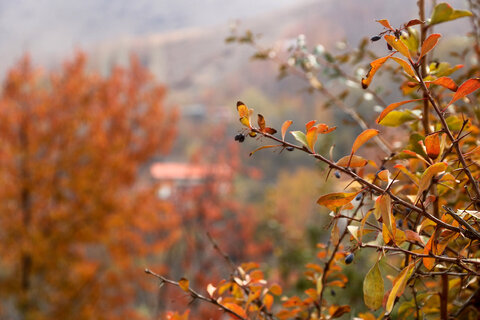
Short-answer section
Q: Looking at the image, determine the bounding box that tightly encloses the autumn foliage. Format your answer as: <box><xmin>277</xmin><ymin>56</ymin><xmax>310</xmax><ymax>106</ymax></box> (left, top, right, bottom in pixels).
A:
<box><xmin>0</xmin><ymin>53</ymin><xmax>178</xmax><ymax>319</ymax></box>
<box><xmin>149</xmin><ymin>2</ymin><xmax>480</xmax><ymax>320</ymax></box>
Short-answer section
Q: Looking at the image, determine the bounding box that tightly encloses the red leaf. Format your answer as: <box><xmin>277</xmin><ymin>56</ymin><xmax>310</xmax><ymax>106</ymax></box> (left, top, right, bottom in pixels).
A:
<box><xmin>448</xmin><ymin>78</ymin><xmax>480</xmax><ymax>106</ymax></box>
<box><xmin>427</xmin><ymin>76</ymin><xmax>458</xmax><ymax>91</ymax></box>
<box><xmin>405</xmin><ymin>19</ymin><xmax>424</xmax><ymax>27</ymax></box>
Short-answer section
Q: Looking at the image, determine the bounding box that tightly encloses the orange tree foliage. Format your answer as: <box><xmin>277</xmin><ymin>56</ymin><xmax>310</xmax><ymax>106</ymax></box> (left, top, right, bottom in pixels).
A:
<box><xmin>157</xmin><ymin>130</ymin><xmax>272</xmax><ymax>319</ymax></box>
<box><xmin>0</xmin><ymin>54</ymin><xmax>178</xmax><ymax>319</ymax></box>
<box><xmin>147</xmin><ymin>2</ymin><xmax>480</xmax><ymax>320</ymax></box>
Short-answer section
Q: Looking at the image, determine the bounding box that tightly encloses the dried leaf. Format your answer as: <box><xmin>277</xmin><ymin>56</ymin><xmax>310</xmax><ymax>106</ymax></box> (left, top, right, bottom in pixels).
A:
<box><xmin>363</xmin><ymin>261</ymin><xmax>384</xmax><ymax>310</ymax></box>
<box><xmin>249</xmin><ymin>145</ymin><xmax>282</xmax><ymax>157</ymax></box>
<box><xmin>405</xmin><ymin>19</ymin><xmax>423</xmax><ymax>27</ymax></box>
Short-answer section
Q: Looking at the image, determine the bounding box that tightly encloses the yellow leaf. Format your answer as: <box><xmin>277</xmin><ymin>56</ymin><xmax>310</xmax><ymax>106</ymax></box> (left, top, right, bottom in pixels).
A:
<box><xmin>363</xmin><ymin>261</ymin><xmax>384</xmax><ymax>310</ymax></box>
<box><xmin>376</xmin><ymin>99</ymin><xmax>423</xmax><ymax>124</ymax></box>
<box><xmin>386</xmin><ymin>263</ymin><xmax>415</xmax><ymax>314</ymax></box>
<box><xmin>390</xmin><ymin>57</ymin><xmax>416</xmax><ymax>77</ymax></box>
<box><xmin>384</xmin><ymin>35</ymin><xmax>412</xmax><ymax>61</ymax></box>
<box><xmin>415</xmin><ymin>162</ymin><xmax>448</xmax><ymax>203</ymax></box>
<box><xmin>336</xmin><ymin>155</ymin><xmax>368</xmax><ymax>168</ymax></box>
<box><xmin>178</xmin><ymin>278</ymin><xmax>189</xmax><ymax>292</ymax></box>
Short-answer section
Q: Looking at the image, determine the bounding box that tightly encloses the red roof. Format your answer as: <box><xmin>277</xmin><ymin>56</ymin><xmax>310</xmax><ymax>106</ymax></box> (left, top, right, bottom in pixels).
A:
<box><xmin>150</xmin><ymin>162</ymin><xmax>231</xmax><ymax>180</ymax></box>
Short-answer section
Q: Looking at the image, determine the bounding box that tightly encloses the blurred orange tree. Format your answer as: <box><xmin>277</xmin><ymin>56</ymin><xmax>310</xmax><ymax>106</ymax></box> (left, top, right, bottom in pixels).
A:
<box><xmin>0</xmin><ymin>53</ymin><xmax>179</xmax><ymax>319</ymax></box>
<box><xmin>147</xmin><ymin>1</ymin><xmax>480</xmax><ymax>319</ymax></box>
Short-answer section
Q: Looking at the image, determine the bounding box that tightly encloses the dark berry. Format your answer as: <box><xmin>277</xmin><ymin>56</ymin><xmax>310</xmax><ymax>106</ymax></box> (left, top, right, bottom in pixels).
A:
<box><xmin>396</xmin><ymin>219</ymin><xmax>403</xmax><ymax>228</ymax></box>
<box><xmin>345</xmin><ymin>253</ymin><xmax>354</xmax><ymax>264</ymax></box>
<box><xmin>234</xmin><ymin>134</ymin><xmax>240</xmax><ymax>141</ymax></box>
<box><xmin>286</xmin><ymin>146</ymin><xmax>294</xmax><ymax>152</ymax></box>
<box><xmin>387</xmin><ymin>43</ymin><xmax>393</xmax><ymax>51</ymax></box>
<box><xmin>370</xmin><ymin>35</ymin><xmax>381</xmax><ymax>42</ymax></box>
<box><xmin>238</xmin><ymin>135</ymin><xmax>245</xmax><ymax>143</ymax></box>
<box><xmin>355</xmin><ymin>193</ymin><xmax>363</xmax><ymax>201</ymax></box>
<box><xmin>334</xmin><ymin>171</ymin><xmax>341</xmax><ymax>179</ymax></box>
<box><xmin>330</xmin><ymin>289</ymin><xmax>336</xmax><ymax>296</ymax></box>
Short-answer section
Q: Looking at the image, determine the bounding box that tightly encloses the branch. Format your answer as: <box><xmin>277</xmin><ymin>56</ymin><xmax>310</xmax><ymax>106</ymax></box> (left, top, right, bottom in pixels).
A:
<box><xmin>144</xmin><ymin>269</ymin><xmax>247</xmax><ymax>320</ymax></box>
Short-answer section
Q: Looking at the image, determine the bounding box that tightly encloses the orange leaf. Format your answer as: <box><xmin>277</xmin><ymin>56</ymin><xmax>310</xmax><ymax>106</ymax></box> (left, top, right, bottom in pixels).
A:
<box><xmin>376</xmin><ymin>19</ymin><xmax>394</xmax><ymax>30</ymax></box>
<box><xmin>306</xmin><ymin>126</ymin><xmax>318</xmax><ymax>151</ymax></box>
<box><xmin>269</xmin><ymin>284</ymin><xmax>282</xmax><ymax>296</ymax></box>
<box><xmin>427</xmin><ymin>77</ymin><xmax>458</xmax><ymax>91</ymax></box>
<box><xmin>281</xmin><ymin>120</ymin><xmax>293</xmax><ymax>140</ymax></box>
<box><xmin>317</xmin><ymin>123</ymin><xmax>336</xmax><ymax>134</ymax></box>
<box><xmin>419</xmin><ymin>33</ymin><xmax>441</xmax><ymax>61</ymax></box>
<box><xmin>178</xmin><ymin>278</ymin><xmax>189</xmax><ymax>292</ymax></box>
<box><xmin>351</xmin><ymin>129</ymin><xmax>379</xmax><ymax>154</ymax></box>
<box><xmin>384</xmin><ymin>35</ymin><xmax>412</xmax><ymax>61</ymax></box>
<box><xmin>223</xmin><ymin>303</ymin><xmax>247</xmax><ymax>319</ymax></box>
<box><xmin>263</xmin><ymin>294</ymin><xmax>274</xmax><ymax>311</ymax></box>
<box><xmin>405</xmin><ymin>230</ymin><xmax>424</xmax><ymax>245</ymax></box>
<box><xmin>423</xmin><ymin>236</ymin><xmax>436</xmax><ymax>270</ymax></box>
<box><xmin>361</xmin><ymin>54</ymin><xmax>393</xmax><ymax>89</ymax></box>
<box><xmin>329</xmin><ymin>305</ymin><xmax>351</xmax><ymax>318</ymax></box>
<box><xmin>377</xmin><ymin>99</ymin><xmax>423</xmax><ymax>124</ymax></box>
<box><xmin>336</xmin><ymin>155</ymin><xmax>368</xmax><ymax>168</ymax></box>
<box><xmin>425</xmin><ymin>133</ymin><xmax>440</xmax><ymax>160</ymax></box>
<box><xmin>258</xmin><ymin>114</ymin><xmax>277</xmax><ymax>135</ymax></box>
<box><xmin>305</xmin><ymin>120</ymin><xmax>316</xmax><ymax>131</ymax></box>
<box><xmin>448</xmin><ymin>78</ymin><xmax>480</xmax><ymax>106</ymax></box>
<box><xmin>317</xmin><ymin>191</ymin><xmax>359</xmax><ymax>211</ymax></box>
<box><xmin>377</xmin><ymin>169</ymin><xmax>389</xmax><ymax>182</ymax></box>
<box><xmin>390</xmin><ymin>57</ymin><xmax>416</xmax><ymax>78</ymax></box>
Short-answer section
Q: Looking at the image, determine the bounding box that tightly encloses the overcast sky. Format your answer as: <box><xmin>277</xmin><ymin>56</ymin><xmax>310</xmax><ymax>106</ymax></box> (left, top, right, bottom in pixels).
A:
<box><xmin>0</xmin><ymin>0</ymin><xmax>306</xmax><ymax>69</ymax></box>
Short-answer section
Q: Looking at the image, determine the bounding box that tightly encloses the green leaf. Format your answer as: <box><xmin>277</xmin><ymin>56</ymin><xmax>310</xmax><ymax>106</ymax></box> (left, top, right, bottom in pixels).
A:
<box><xmin>363</xmin><ymin>261</ymin><xmax>384</xmax><ymax>310</ymax></box>
<box><xmin>290</xmin><ymin>131</ymin><xmax>308</xmax><ymax>148</ymax></box>
<box><xmin>445</xmin><ymin>116</ymin><xmax>463</xmax><ymax>131</ymax></box>
<box><xmin>430</xmin><ymin>3</ymin><xmax>472</xmax><ymax>26</ymax></box>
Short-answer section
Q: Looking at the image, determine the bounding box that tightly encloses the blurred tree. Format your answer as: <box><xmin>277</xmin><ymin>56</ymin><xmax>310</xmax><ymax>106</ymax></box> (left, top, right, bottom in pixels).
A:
<box><xmin>0</xmin><ymin>53</ymin><xmax>178</xmax><ymax>319</ymax></box>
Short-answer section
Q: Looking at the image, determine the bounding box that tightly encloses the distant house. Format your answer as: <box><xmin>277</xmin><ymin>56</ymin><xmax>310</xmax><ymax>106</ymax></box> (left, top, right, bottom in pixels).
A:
<box><xmin>150</xmin><ymin>162</ymin><xmax>231</xmax><ymax>199</ymax></box>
